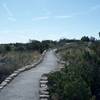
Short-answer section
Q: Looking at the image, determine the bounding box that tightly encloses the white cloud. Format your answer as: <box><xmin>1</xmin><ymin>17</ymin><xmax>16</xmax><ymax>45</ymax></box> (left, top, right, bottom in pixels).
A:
<box><xmin>32</xmin><ymin>16</ymin><xmax>49</xmax><ymax>21</ymax></box>
<box><xmin>55</xmin><ymin>15</ymin><xmax>72</xmax><ymax>19</ymax></box>
<box><xmin>2</xmin><ymin>3</ymin><xmax>16</xmax><ymax>22</ymax></box>
<box><xmin>56</xmin><ymin>4</ymin><xmax>100</xmax><ymax>19</ymax></box>
<box><xmin>2</xmin><ymin>3</ymin><xmax>13</xmax><ymax>17</ymax></box>
<box><xmin>32</xmin><ymin>15</ymin><xmax>73</xmax><ymax>21</ymax></box>
<box><xmin>31</xmin><ymin>4</ymin><xmax>100</xmax><ymax>21</ymax></box>
<box><xmin>80</xmin><ymin>4</ymin><xmax>100</xmax><ymax>15</ymax></box>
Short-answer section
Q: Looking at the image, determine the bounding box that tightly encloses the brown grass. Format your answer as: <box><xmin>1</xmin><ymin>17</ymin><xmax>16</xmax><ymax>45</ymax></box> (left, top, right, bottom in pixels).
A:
<box><xmin>0</xmin><ymin>51</ymin><xmax>40</xmax><ymax>83</ymax></box>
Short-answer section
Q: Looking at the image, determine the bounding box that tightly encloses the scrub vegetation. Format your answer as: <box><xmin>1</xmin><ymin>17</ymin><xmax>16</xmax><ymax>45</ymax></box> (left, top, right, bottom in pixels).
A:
<box><xmin>0</xmin><ymin>40</ymin><xmax>56</xmax><ymax>83</ymax></box>
<box><xmin>48</xmin><ymin>37</ymin><xmax>100</xmax><ymax>100</ymax></box>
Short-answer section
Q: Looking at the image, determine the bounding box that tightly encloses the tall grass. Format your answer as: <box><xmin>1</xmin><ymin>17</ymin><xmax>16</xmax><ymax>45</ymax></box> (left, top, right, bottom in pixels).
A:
<box><xmin>0</xmin><ymin>51</ymin><xmax>40</xmax><ymax>83</ymax></box>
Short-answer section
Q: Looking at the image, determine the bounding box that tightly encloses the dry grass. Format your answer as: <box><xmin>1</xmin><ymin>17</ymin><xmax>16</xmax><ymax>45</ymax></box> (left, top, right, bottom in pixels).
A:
<box><xmin>0</xmin><ymin>51</ymin><xmax>40</xmax><ymax>83</ymax></box>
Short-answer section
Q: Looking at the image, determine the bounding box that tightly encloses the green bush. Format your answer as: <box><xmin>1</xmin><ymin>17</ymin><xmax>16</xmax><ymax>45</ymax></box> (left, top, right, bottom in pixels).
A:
<box><xmin>48</xmin><ymin>42</ymin><xmax>100</xmax><ymax>100</ymax></box>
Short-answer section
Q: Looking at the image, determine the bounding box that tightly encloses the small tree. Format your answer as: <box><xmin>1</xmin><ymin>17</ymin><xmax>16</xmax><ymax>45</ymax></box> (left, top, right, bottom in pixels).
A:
<box><xmin>4</xmin><ymin>45</ymin><xmax>11</xmax><ymax>52</ymax></box>
<box><xmin>98</xmin><ymin>32</ymin><xmax>100</xmax><ymax>38</ymax></box>
<box><xmin>81</xmin><ymin>36</ymin><xmax>90</xmax><ymax>42</ymax></box>
<box><xmin>90</xmin><ymin>37</ymin><xmax>96</xmax><ymax>42</ymax></box>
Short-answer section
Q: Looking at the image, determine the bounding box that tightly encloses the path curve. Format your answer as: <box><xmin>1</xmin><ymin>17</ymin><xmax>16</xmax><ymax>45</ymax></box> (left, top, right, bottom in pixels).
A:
<box><xmin>0</xmin><ymin>50</ymin><xmax>58</xmax><ymax>100</ymax></box>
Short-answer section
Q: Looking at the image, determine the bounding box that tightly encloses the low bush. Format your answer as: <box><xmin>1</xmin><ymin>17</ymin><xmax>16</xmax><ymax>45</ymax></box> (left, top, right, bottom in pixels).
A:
<box><xmin>48</xmin><ymin>42</ymin><xmax>100</xmax><ymax>100</ymax></box>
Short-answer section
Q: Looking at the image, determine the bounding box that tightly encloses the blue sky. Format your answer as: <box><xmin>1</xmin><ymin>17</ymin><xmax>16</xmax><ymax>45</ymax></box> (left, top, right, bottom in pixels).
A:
<box><xmin>0</xmin><ymin>0</ymin><xmax>100</xmax><ymax>43</ymax></box>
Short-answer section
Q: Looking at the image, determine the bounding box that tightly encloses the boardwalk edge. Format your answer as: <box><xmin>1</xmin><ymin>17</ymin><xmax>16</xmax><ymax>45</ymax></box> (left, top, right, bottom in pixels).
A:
<box><xmin>39</xmin><ymin>74</ymin><xmax>49</xmax><ymax>100</ymax></box>
<box><xmin>0</xmin><ymin>50</ymin><xmax>46</xmax><ymax>91</ymax></box>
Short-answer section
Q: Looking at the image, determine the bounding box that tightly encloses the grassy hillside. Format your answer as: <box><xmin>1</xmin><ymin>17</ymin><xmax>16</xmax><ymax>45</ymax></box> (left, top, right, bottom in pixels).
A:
<box><xmin>48</xmin><ymin>41</ymin><xmax>100</xmax><ymax>100</ymax></box>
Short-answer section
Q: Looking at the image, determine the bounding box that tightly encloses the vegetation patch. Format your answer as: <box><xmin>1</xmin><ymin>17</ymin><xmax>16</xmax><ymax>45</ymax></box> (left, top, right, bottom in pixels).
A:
<box><xmin>48</xmin><ymin>41</ymin><xmax>100</xmax><ymax>100</ymax></box>
<box><xmin>0</xmin><ymin>51</ymin><xmax>40</xmax><ymax>83</ymax></box>
<box><xmin>0</xmin><ymin>40</ymin><xmax>57</xmax><ymax>83</ymax></box>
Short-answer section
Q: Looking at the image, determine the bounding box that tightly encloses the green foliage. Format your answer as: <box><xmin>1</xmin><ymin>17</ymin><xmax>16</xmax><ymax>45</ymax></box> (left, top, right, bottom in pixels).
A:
<box><xmin>48</xmin><ymin>42</ymin><xmax>100</xmax><ymax>100</ymax></box>
<box><xmin>90</xmin><ymin>37</ymin><xmax>96</xmax><ymax>42</ymax></box>
<box><xmin>48</xmin><ymin>68</ymin><xmax>91</xmax><ymax>100</ymax></box>
<box><xmin>4</xmin><ymin>45</ymin><xmax>12</xmax><ymax>51</ymax></box>
<box><xmin>58</xmin><ymin>38</ymin><xmax>80</xmax><ymax>47</ymax></box>
<box><xmin>41</xmin><ymin>40</ymin><xmax>57</xmax><ymax>50</ymax></box>
<box><xmin>98</xmin><ymin>32</ymin><xmax>100</xmax><ymax>38</ymax></box>
<box><xmin>0</xmin><ymin>40</ymin><xmax>56</xmax><ymax>54</ymax></box>
<box><xmin>81</xmin><ymin>36</ymin><xmax>90</xmax><ymax>42</ymax></box>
